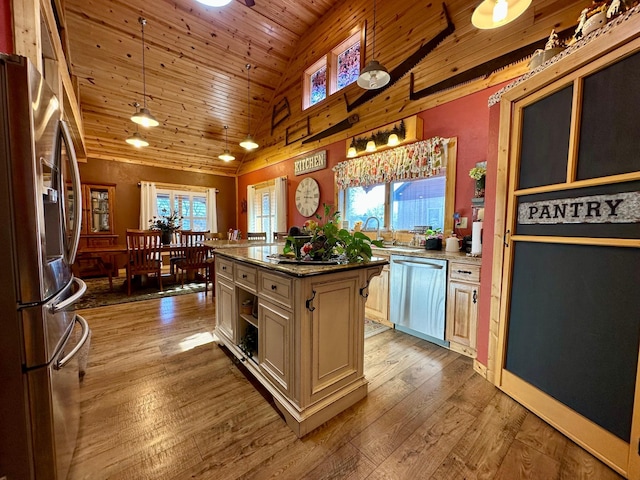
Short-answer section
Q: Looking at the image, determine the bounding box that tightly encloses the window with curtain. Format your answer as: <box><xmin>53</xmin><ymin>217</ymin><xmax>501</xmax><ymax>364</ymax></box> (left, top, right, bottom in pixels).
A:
<box><xmin>156</xmin><ymin>189</ymin><xmax>208</xmax><ymax>231</ymax></box>
<box><xmin>248</xmin><ymin>183</ymin><xmax>276</xmax><ymax>239</ymax></box>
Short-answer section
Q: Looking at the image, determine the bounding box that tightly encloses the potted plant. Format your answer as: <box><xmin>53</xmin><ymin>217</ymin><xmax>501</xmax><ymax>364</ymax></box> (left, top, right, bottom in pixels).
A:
<box><xmin>469</xmin><ymin>165</ymin><xmax>486</xmax><ymax>198</ymax></box>
<box><xmin>149</xmin><ymin>208</ymin><xmax>182</xmax><ymax>245</ymax></box>
<box><xmin>425</xmin><ymin>228</ymin><xmax>443</xmax><ymax>250</ymax></box>
<box><xmin>283</xmin><ymin>204</ymin><xmax>383</xmax><ymax>263</ymax></box>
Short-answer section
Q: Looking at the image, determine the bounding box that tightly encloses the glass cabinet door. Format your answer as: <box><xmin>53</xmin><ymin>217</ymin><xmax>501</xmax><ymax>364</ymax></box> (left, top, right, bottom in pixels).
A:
<box><xmin>86</xmin><ymin>185</ymin><xmax>114</xmax><ymax>234</ymax></box>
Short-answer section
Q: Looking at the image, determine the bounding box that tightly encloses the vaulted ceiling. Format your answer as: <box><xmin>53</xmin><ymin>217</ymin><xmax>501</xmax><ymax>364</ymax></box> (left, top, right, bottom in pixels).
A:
<box><xmin>64</xmin><ymin>0</ymin><xmax>588</xmax><ymax>176</ymax></box>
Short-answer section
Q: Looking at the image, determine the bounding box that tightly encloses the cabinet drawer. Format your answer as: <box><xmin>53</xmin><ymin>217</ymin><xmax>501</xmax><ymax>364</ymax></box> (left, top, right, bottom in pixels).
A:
<box><xmin>258</xmin><ymin>271</ymin><xmax>293</xmax><ymax>309</ymax></box>
<box><xmin>449</xmin><ymin>262</ymin><xmax>481</xmax><ymax>283</ymax></box>
<box><xmin>86</xmin><ymin>237</ymin><xmax>116</xmax><ymax>247</ymax></box>
<box><xmin>216</xmin><ymin>257</ymin><xmax>234</xmax><ymax>279</ymax></box>
<box><xmin>235</xmin><ymin>264</ymin><xmax>258</xmax><ymax>291</ymax></box>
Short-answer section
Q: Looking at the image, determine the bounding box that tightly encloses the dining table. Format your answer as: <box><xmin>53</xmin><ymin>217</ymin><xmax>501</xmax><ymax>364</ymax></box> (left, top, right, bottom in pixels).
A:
<box><xmin>74</xmin><ymin>239</ymin><xmax>279</xmax><ymax>289</ymax></box>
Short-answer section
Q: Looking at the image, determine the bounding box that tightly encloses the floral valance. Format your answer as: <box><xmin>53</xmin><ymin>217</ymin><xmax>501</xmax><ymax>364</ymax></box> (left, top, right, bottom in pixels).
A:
<box><xmin>333</xmin><ymin>137</ymin><xmax>448</xmax><ymax>189</ymax></box>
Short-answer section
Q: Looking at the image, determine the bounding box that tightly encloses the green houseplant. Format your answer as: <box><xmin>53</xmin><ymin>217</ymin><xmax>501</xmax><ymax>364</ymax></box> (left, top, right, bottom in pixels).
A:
<box><xmin>283</xmin><ymin>204</ymin><xmax>383</xmax><ymax>263</ymax></box>
<box><xmin>149</xmin><ymin>208</ymin><xmax>182</xmax><ymax>244</ymax></box>
<box><xmin>425</xmin><ymin>228</ymin><xmax>443</xmax><ymax>250</ymax></box>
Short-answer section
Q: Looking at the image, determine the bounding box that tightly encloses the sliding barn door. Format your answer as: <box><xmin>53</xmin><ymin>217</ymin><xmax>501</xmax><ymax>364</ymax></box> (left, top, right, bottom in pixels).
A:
<box><xmin>494</xmin><ymin>23</ymin><xmax>640</xmax><ymax>479</ymax></box>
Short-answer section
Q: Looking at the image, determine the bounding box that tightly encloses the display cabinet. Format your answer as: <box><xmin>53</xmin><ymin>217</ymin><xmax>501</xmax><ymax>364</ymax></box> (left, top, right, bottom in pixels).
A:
<box><xmin>73</xmin><ymin>183</ymin><xmax>119</xmax><ymax>277</ymax></box>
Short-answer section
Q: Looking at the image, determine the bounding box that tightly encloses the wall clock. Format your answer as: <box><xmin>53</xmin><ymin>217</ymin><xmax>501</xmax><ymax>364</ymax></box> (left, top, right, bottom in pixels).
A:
<box><xmin>295</xmin><ymin>177</ymin><xmax>320</xmax><ymax>217</ymax></box>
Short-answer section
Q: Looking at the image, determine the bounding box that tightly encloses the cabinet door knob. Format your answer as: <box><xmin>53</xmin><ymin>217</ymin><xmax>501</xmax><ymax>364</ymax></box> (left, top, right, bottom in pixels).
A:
<box><xmin>473</xmin><ymin>289</ymin><xmax>478</xmax><ymax>304</ymax></box>
<box><xmin>242</xmin><ymin>274</ymin><xmax>247</xmax><ymax>279</ymax></box>
<box><xmin>271</xmin><ymin>284</ymin><xmax>277</xmax><ymax>290</ymax></box>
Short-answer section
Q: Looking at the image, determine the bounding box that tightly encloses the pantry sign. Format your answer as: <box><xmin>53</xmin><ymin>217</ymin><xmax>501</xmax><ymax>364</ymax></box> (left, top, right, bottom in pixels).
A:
<box><xmin>518</xmin><ymin>191</ymin><xmax>640</xmax><ymax>224</ymax></box>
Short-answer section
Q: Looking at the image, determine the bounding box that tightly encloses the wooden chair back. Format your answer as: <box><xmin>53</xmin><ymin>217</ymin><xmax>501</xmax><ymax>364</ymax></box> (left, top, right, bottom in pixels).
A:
<box><xmin>174</xmin><ymin>245</ymin><xmax>211</xmax><ymax>293</ymax></box>
<box><xmin>125</xmin><ymin>229</ymin><xmax>163</xmax><ymax>294</ymax></box>
<box><xmin>247</xmin><ymin>232</ymin><xmax>267</xmax><ymax>241</ymax></box>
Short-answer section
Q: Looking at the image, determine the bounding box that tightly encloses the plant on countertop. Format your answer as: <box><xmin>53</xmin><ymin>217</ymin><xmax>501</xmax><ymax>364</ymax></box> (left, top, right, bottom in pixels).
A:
<box><xmin>425</xmin><ymin>228</ymin><xmax>443</xmax><ymax>240</ymax></box>
<box><xmin>149</xmin><ymin>208</ymin><xmax>182</xmax><ymax>233</ymax></box>
<box><xmin>283</xmin><ymin>204</ymin><xmax>383</xmax><ymax>263</ymax></box>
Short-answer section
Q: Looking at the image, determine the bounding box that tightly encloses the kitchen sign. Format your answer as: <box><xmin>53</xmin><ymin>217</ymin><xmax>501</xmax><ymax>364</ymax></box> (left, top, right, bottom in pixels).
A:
<box><xmin>294</xmin><ymin>151</ymin><xmax>326</xmax><ymax>176</ymax></box>
<box><xmin>518</xmin><ymin>191</ymin><xmax>640</xmax><ymax>224</ymax></box>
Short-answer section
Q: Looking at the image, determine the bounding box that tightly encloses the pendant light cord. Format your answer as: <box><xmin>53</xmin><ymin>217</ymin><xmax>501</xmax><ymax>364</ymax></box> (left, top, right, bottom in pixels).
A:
<box><xmin>139</xmin><ymin>17</ymin><xmax>147</xmax><ymax>109</ymax></box>
<box><xmin>246</xmin><ymin>64</ymin><xmax>251</xmax><ymax>135</ymax></box>
<box><xmin>372</xmin><ymin>0</ymin><xmax>377</xmax><ymax>60</ymax></box>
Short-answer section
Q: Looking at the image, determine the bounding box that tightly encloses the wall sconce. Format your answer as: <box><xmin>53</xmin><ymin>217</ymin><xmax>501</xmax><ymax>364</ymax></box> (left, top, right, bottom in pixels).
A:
<box><xmin>366</xmin><ymin>140</ymin><xmax>377</xmax><ymax>152</ymax></box>
<box><xmin>347</xmin><ymin>146</ymin><xmax>357</xmax><ymax>158</ymax></box>
<box><xmin>387</xmin><ymin>133</ymin><xmax>399</xmax><ymax>146</ymax></box>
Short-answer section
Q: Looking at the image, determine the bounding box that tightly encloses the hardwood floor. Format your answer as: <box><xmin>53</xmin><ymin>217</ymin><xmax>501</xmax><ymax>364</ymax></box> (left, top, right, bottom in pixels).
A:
<box><xmin>70</xmin><ymin>293</ymin><xmax>623</xmax><ymax>480</ymax></box>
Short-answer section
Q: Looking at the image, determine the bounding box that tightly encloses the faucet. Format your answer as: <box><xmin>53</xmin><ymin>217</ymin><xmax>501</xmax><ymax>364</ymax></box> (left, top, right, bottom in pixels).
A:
<box><xmin>363</xmin><ymin>216</ymin><xmax>381</xmax><ymax>240</ymax></box>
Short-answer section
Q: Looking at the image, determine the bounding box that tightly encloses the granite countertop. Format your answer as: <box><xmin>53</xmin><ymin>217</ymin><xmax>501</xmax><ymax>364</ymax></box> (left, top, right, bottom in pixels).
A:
<box><xmin>210</xmin><ymin>244</ymin><xmax>388</xmax><ymax>277</ymax></box>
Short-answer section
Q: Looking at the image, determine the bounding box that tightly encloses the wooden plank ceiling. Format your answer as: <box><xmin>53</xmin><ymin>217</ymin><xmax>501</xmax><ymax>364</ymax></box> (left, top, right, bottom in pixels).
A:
<box><xmin>64</xmin><ymin>0</ymin><xmax>589</xmax><ymax>176</ymax></box>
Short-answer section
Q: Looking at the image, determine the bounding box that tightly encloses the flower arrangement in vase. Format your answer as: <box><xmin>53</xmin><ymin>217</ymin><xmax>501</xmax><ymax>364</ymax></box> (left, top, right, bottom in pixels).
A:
<box><xmin>149</xmin><ymin>208</ymin><xmax>182</xmax><ymax>244</ymax></box>
<box><xmin>283</xmin><ymin>204</ymin><xmax>383</xmax><ymax>263</ymax></box>
<box><xmin>469</xmin><ymin>165</ymin><xmax>487</xmax><ymax>198</ymax></box>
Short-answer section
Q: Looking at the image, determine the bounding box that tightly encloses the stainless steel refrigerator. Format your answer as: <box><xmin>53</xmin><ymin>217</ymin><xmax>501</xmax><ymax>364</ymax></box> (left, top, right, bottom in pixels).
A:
<box><xmin>0</xmin><ymin>55</ymin><xmax>88</xmax><ymax>479</ymax></box>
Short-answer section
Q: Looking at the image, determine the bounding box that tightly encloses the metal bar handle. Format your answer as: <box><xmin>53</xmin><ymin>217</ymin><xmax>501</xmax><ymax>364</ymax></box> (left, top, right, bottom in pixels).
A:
<box><xmin>392</xmin><ymin>259</ymin><xmax>444</xmax><ymax>269</ymax></box>
<box><xmin>56</xmin><ymin>314</ymin><xmax>90</xmax><ymax>370</ymax></box>
<box><xmin>60</xmin><ymin>120</ymin><xmax>83</xmax><ymax>264</ymax></box>
<box><xmin>51</xmin><ymin>277</ymin><xmax>86</xmax><ymax>313</ymax></box>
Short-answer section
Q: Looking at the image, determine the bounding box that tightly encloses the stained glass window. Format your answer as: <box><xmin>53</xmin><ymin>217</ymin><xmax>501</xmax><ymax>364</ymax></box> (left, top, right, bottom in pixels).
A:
<box><xmin>337</xmin><ymin>41</ymin><xmax>360</xmax><ymax>90</ymax></box>
<box><xmin>309</xmin><ymin>65</ymin><xmax>327</xmax><ymax>106</ymax></box>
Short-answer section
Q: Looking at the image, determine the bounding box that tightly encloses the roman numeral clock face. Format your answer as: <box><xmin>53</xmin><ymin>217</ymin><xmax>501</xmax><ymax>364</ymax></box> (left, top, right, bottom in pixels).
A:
<box><xmin>295</xmin><ymin>177</ymin><xmax>320</xmax><ymax>217</ymax></box>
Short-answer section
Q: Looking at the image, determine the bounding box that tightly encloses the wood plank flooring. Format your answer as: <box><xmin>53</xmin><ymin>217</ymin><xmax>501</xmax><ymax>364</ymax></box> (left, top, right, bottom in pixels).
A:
<box><xmin>69</xmin><ymin>293</ymin><xmax>623</xmax><ymax>480</ymax></box>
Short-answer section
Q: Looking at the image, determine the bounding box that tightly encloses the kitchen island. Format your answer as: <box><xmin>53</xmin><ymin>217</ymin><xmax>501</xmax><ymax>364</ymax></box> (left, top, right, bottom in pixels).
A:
<box><xmin>211</xmin><ymin>245</ymin><xmax>387</xmax><ymax>437</ymax></box>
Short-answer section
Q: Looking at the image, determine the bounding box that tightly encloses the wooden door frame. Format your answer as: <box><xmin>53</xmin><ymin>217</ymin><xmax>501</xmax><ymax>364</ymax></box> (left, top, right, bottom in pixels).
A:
<box><xmin>487</xmin><ymin>14</ymin><xmax>640</xmax><ymax>479</ymax></box>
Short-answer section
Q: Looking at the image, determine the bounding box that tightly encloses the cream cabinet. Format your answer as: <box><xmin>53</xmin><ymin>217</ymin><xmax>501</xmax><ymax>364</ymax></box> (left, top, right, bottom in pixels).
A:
<box><xmin>365</xmin><ymin>254</ymin><xmax>391</xmax><ymax>327</ymax></box>
<box><xmin>446</xmin><ymin>261</ymin><xmax>480</xmax><ymax>358</ymax></box>
<box><xmin>213</xmin><ymin>250</ymin><xmax>385</xmax><ymax>437</ymax></box>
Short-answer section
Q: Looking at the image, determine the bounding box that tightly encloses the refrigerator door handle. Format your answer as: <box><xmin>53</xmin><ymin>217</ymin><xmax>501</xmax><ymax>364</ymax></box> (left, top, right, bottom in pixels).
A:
<box><xmin>55</xmin><ymin>314</ymin><xmax>89</xmax><ymax>370</ymax></box>
<box><xmin>51</xmin><ymin>277</ymin><xmax>86</xmax><ymax>313</ymax></box>
<box><xmin>60</xmin><ymin>119</ymin><xmax>82</xmax><ymax>264</ymax></box>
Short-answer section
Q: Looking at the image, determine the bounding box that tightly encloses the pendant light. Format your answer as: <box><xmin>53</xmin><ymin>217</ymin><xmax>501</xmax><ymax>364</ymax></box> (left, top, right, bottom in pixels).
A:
<box><xmin>196</xmin><ymin>0</ymin><xmax>232</xmax><ymax>6</ymax></box>
<box><xmin>131</xmin><ymin>17</ymin><xmax>159</xmax><ymax>128</ymax></box>
<box><xmin>471</xmin><ymin>0</ymin><xmax>532</xmax><ymax>30</ymax></box>
<box><xmin>126</xmin><ymin>126</ymin><xmax>149</xmax><ymax>148</ymax></box>
<box><xmin>357</xmin><ymin>0</ymin><xmax>390</xmax><ymax>90</ymax></box>
<box><xmin>239</xmin><ymin>64</ymin><xmax>259</xmax><ymax>151</ymax></box>
<box><xmin>218</xmin><ymin>125</ymin><xmax>235</xmax><ymax>162</ymax></box>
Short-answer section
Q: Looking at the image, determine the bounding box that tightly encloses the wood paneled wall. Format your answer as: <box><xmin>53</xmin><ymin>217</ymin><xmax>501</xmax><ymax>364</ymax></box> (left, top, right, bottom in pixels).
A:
<box><xmin>242</xmin><ymin>0</ymin><xmax>589</xmax><ymax>174</ymax></box>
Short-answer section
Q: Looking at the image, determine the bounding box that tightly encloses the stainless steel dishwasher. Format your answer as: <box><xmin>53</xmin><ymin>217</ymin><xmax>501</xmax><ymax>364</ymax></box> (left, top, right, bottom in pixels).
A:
<box><xmin>390</xmin><ymin>255</ymin><xmax>449</xmax><ymax>348</ymax></box>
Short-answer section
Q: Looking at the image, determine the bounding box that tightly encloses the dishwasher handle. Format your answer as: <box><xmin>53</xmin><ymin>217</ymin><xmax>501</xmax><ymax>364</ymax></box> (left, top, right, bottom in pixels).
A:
<box><xmin>392</xmin><ymin>259</ymin><xmax>444</xmax><ymax>269</ymax></box>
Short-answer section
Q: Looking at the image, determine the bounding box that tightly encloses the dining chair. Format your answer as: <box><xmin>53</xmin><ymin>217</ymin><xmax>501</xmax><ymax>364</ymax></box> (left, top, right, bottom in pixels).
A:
<box><xmin>247</xmin><ymin>232</ymin><xmax>267</xmax><ymax>241</ymax></box>
<box><xmin>273</xmin><ymin>231</ymin><xmax>289</xmax><ymax>241</ymax></box>
<box><xmin>125</xmin><ymin>229</ymin><xmax>163</xmax><ymax>295</ymax></box>
<box><xmin>169</xmin><ymin>230</ymin><xmax>189</xmax><ymax>276</ymax></box>
<box><xmin>173</xmin><ymin>245</ymin><xmax>211</xmax><ymax>295</ymax></box>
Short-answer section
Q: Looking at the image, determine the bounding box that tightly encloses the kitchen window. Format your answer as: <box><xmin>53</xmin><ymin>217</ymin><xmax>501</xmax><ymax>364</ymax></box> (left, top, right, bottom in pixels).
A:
<box><xmin>340</xmin><ymin>175</ymin><xmax>447</xmax><ymax>231</ymax></box>
<box><xmin>302</xmin><ymin>30</ymin><xmax>362</xmax><ymax>110</ymax></box>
